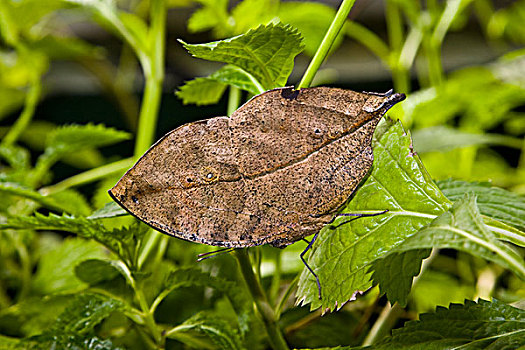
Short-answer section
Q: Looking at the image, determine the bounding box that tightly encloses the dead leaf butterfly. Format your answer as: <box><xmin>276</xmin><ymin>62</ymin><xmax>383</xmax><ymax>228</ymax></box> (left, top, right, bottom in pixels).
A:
<box><xmin>109</xmin><ymin>86</ymin><xmax>405</xmax><ymax>298</ymax></box>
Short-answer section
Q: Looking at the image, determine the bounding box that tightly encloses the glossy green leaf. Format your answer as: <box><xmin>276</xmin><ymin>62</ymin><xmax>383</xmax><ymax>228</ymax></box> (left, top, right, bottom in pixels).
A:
<box><xmin>394</xmin><ymin>194</ymin><xmax>525</xmax><ymax>279</ymax></box>
<box><xmin>166</xmin><ymin>311</ymin><xmax>245</xmax><ymax>350</ymax></box>
<box><xmin>345</xmin><ymin>299</ymin><xmax>525</xmax><ymax>349</ymax></box>
<box><xmin>21</xmin><ymin>335</ymin><xmax>122</xmax><ymax>350</ymax></box>
<box><xmin>370</xmin><ymin>249</ymin><xmax>431</xmax><ymax>307</ymax></box>
<box><xmin>297</xmin><ymin>119</ymin><xmax>451</xmax><ymax>311</ymax></box>
<box><xmin>51</xmin><ymin>293</ymin><xmax>123</xmax><ymax>335</ymax></box>
<box><xmin>176</xmin><ymin>65</ymin><xmax>264</xmax><ymax>105</ymax></box>
<box><xmin>437</xmin><ymin>179</ymin><xmax>525</xmax><ymax>232</ymax></box>
<box><xmin>180</xmin><ymin>23</ymin><xmax>304</xmax><ymax>89</ymax></box>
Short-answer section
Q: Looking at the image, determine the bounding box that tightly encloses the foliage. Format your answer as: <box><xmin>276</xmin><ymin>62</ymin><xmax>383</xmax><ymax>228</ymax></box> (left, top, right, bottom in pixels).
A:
<box><xmin>0</xmin><ymin>0</ymin><xmax>524</xmax><ymax>349</ymax></box>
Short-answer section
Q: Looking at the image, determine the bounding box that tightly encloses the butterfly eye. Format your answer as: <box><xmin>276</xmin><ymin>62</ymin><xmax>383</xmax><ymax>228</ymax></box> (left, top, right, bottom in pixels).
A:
<box><xmin>313</xmin><ymin>128</ymin><xmax>323</xmax><ymax>138</ymax></box>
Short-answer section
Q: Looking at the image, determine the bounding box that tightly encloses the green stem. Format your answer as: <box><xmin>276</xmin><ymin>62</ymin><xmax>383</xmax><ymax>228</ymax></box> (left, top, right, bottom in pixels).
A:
<box><xmin>298</xmin><ymin>0</ymin><xmax>356</xmax><ymax>89</ymax></box>
<box><xmin>235</xmin><ymin>250</ymin><xmax>289</xmax><ymax>350</ymax></box>
<box><xmin>227</xmin><ymin>86</ymin><xmax>241</xmax><ymax>116</ymax></box>
<box><xmin>40</xmin><ymin>157</ymin><xmax>134</xmax><ymax>195</ymax></box>
<box><xmin>133</xmin><ymin>0</ymin><xmax>166</xmax><ymax>274</ymax></box>
<box><xmin>269</xmin><ymin>250</ymin><xmax>282</xmax><ymax>304</ymax></box>
<box><xmin>385</xmin><ymin>0</ymin><xmax>410</xmax><ymax>92</ymax></box>
<box><xmin>1</xmin><ymin>77</ymin><xmax>41</xmax><ymax>148</ymax></box>
<box><xmin>117</xmin><ymin>261</ymin><xmax>162</xmax><ymax>347</ymax></box>
<box><xmin>275</xmin><ymin>275</ymin><xmax>299</xmax><ymax>318</ymax></box>
<box><xmin>134</xmin><ymin>0</ymin><xmax>166</xmax><ymax>157</ymax></box>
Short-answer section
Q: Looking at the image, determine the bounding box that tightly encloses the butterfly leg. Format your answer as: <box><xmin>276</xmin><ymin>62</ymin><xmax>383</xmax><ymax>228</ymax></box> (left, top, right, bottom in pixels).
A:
<box><xmin>300</xmin><ymin>232</ymin><xmax>322</xmax><ymax>300</ymax></box>
<box><xmin>327</xmin><ymin>209</ymin><xmax>388</xmax><ymax>225</ymax></box>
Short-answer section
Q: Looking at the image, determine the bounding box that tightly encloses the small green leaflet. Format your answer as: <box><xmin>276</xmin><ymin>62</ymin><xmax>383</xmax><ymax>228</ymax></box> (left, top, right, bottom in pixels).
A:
<box><xmin>437</xmin><ymin>179</ymin><xmax>525</xmax><ymax>232</ymax></box>
<box><xmin>166</xmin><ymin>311</ymin><xmax>245</xmax><ymax>350</ymax></box>
<box><xmin>179</xmin><ymin>23</ymin><xmax>304</xmax><ymax>91</ymax></box>
<box><xmin>177</xmin><ymin>65</ymin><xmax>264</xmax><ymax>105</ymax></box>
<box><xmin>342</xmin><ymin>299</ymin><xmax>525</xmax><ymax>349</ymax></box>
<box><xmin>370</xmin><ymin>249</ymin><xmax>431</xmax><ymax>307</ymax></box>
<box><xmin>296</xmin><ymin>119</ymin><xmax>451</xmax><ymax>311</ymax></box>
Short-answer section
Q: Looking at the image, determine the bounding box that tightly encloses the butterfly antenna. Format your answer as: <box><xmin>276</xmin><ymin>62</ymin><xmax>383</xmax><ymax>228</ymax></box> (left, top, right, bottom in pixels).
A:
<box><xmin>197</xmin><ymin>247</ymin><xmax>235</xmax><ymax>262</ymax></box>
<box><xmin>300</xmin><ymin>232</ymin><xmax>322</xmax><ymax>300</ymax></box>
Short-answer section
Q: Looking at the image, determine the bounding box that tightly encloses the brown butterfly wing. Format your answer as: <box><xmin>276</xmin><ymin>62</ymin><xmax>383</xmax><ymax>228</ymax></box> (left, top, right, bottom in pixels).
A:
<box><xmin>109</xmin><ymin>87</ymin><xmax>404</xmax><ymax>247</ymax></box>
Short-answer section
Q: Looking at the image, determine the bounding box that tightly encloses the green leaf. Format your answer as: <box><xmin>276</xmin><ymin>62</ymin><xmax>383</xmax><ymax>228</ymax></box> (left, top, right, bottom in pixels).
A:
<box><xmin>370</xmin><ymin>249</ymin><xmax>431</xmax><ymax>307</ymax></box>
<box><xmin>176</xmin><ymin>77</ymin><xmax>228</xmax><ymax>106</ymax></box>
<box><xmin>211</xmin><ymin>65</ymin><xmax>264</xmax><ymax>94</ymax></box>
<box><xmin>412</xmin><ymin>126</ymin><xmax>523</xmax><ymax>153</ymax></box>
<box><xmin>349</xmin><ymin>299</ymin><xmax>525</xmax><ymax>349</ymax></box>
<box><xmin>297</xmin><ymin>119</ymin><xmax>451</xmax><ymax>311</ymax></box>
<box><xmin>32</xmin><ymin>238</ymin><xmax>108</xmax><ymax>294</ymax></box>
<box><xmin>187</xmin><ymin>0</ymin><xmax>229</xmax><ymax>35</ymax></box>
<box><xmin>88</xmin><ymin>202</ymin><xmax>128</xmax><ymax>219</ymax></box>
<box><xmin>180</xmin><ymin>23</ymin><xmax>304</xmax><ymax>89</ymax></box>
<box><xmin>176</xmin><ymin>65</ymin><xmax>264</xmax><ymax>105</ymax></box>
<box><xmin>0</xmin><ymin>213</ymin><xmax>146</xmax><ymax>267</ymax></box>
<box><xmin>75</xmin><ymin>259</ymin><xmax>121</xmax><ymax>285</ymax></box>
<box><xmin>43</xmin><ymin>124</ymin><xmax>131</xmax><ymax>160</ymax></box>
<box><xmin>166</xmin><ymin>311</ymin><xmax>245</xmax><ymax>350</ymax></box>
<box><xmin>394</xmin><ymin>194</ymin><xmax>525</xmax><ymax>279</ymax></box>
<box><xmin>48</xmin><ymin>189</ymin><xmax>92</xmax><ymax>216</ymax></box>
<box><xmin>51</xmin><ymin>293</ymin><xmax>123</xmax><ymax>335</ymax></box>
<box><xmin>158</xmin><ymin>266</ymin><xmax>258</xmax><ymax>344</ymax></box>
<box><xmin>23</xmin><ymin>335</ymin><xmax>122</xmax><ymax>350</ymax></box>
<box><xmin>437</xmin><ymin>179</ymin><xmax>525</xmax><ymax>232</ymax></box>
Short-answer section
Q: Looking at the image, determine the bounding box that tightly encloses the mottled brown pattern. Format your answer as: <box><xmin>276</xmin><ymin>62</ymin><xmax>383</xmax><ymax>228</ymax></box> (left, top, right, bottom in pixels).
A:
<box><xmin>109</xmin><ymin>87</ymin><xmax>405</xmax><ymax>248</ymax></box>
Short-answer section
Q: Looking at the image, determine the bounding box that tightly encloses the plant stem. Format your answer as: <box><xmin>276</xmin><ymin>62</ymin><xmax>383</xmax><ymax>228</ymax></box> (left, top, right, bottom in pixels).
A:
<box><xmin>298</xmin><ymin>0</ymin><xmax>356</xmax><ymax>89</ymax></box>
<box><xmin>227</xmin><ymin>86</ymin><xmax>241</xmax><ymax>116</ymax></box>
<box><xmin>1</xmin><ymin>77</ymin><xmax>41</xmax><ymax>148</ymax></box>
<box><xmin>235</xmin><ymin>250</ymin><xmax>289</xmax><ymax>350</ymax></box>
<box><xmin>385</xmin><ymin>0</ymin><xmax>410</xmax><ymax>92</ymax></box>
<box><xmin>40</xmin><ymin>157</ymin><xmax>134</xmax><ymax>195</ymax></box>
<box><xmin>134</xmin><ymin>0</ymin><xmax>166</xmax><ymax>157</ymax></box>
<box><xmin>133</xmin><ymin>0</ymin><xmax>167</xmax><ymax>277</ymax></box>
